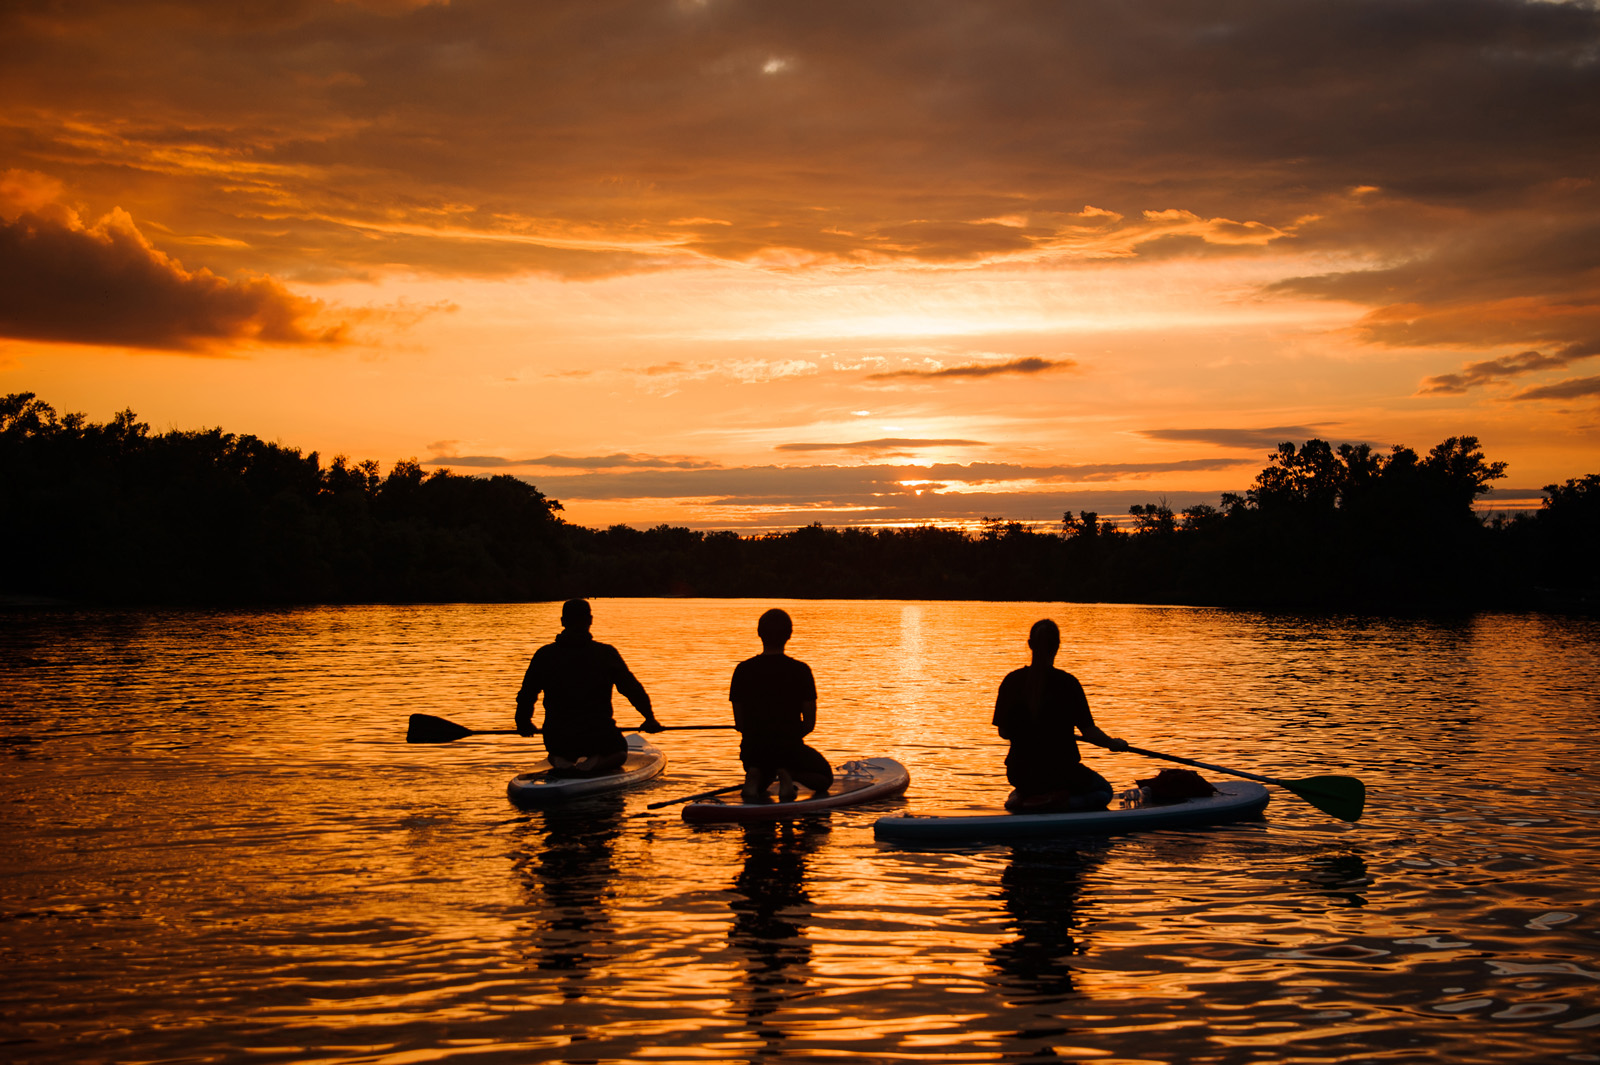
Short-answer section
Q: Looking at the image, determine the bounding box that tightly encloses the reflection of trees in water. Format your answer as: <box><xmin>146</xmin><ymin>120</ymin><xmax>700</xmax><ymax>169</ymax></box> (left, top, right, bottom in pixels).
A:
<box><xmin>990</xmin><ymin>843</ymin><xmax>1104</xmax><ymax>1011</ymax></box>
<box><xmin>508</xmin><ymin>794</ymin><xmax>625</xmax><ymax>988</ymax></box>
<box><xmin>728</xmin><ymin>819</ymin><xmax>826</xmax><ymax>1056</ymax></box>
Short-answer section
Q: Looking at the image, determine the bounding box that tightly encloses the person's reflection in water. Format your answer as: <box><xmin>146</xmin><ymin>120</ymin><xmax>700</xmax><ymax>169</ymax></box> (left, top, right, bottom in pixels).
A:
<box><xmin>509</xmin><ymin>794</ymin><xmax>625</xmax><ymax>992</ymax></box>
<box><xmin>990</xmin><ymin>842</ymin><xmax>1105</xmax><ymax>1026</ymax></box>
<box><xmin>728</xmin><ymin>819</ymin><xmax>826</xmax><ymax>1057</ymax></box>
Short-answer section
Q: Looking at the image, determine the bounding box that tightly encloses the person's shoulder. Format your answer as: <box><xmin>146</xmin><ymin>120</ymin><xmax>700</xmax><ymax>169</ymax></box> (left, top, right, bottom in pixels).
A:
<box><xmin>733</xmin><ymin>653</ymin><xmax>764</xmax><ymax>671</ymax></box>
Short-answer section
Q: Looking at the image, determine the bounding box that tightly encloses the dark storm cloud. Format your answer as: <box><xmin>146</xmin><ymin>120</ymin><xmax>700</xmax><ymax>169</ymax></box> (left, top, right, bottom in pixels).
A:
<box><xmin>866</xmin><ymin>357</ymin><xmax>1076</xmax><ymax>381</ymax></box>
<box><xmin>775</xmin><ymin>438</ymin><xmax>986</xmax><ymax>453</ymax></box>
<box><xmin>0</xmin><ymin>201</ymin><xmax>340</xmax><ymax>351</ymax></box>
<box><xmin>1136</xmin><ymin>426</ymin><xmax>1335</xmax><ymax>450</ymax></box>
<box><xmin>4</xmin><ymin>0</ymin><xmax>1597</xmax><ymax>281</ymax></box>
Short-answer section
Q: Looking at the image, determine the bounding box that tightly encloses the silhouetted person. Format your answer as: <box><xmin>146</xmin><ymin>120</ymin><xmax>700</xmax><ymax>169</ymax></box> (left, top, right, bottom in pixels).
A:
<box><xmin>730</xmin><ymin>609</ymin><xmax>832</xmax><ymax>802</ymax></box>
<box><xmin>994</xmin><ymin>619</ymin><xmax>1127</xmax><ymax>812</ymax></box>
<box><xmin>516</xmin><ymin>599</ymin><xmax>662</xmax><ymax>775</ymax></box>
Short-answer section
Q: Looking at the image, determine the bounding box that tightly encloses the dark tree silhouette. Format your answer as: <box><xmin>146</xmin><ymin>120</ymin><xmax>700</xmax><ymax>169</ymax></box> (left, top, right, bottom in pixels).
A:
<box><xmin>2</xmin><ymin>394</ymin><xmax>1591</xmax><ymax>609</ymax></box>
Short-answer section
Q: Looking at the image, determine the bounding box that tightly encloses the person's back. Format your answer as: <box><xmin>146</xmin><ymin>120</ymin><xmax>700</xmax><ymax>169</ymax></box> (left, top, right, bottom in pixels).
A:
<box><xmin>730</xmin><ymin>609</ymin><xmax>832</xmax><ymax>802</ymax></box>
<box><xmin>516</xmin><ymin>599</ymin><xmax>661</xmax><ymax>774</ymax></box>
<box><xmin>993</xmin><ymin>619</ymin><xmax>1126</xmax><ymax>811</ymax></box>
<box><xmin>730</xmin><ymin>651</ymin><xmax>813</xmax><ymax>750</ymax></box>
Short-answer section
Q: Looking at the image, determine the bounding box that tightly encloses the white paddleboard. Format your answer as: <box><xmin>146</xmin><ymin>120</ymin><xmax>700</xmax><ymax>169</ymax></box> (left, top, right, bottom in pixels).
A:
<box><xmin>684</xmin><ymin>757</ymin><xmax>910</xmax><ymax>823</ymax></box>
<box><xmin>506</xmin><ymin>732</ymin><xmax>666</xmax><ymax>805</ymax></box>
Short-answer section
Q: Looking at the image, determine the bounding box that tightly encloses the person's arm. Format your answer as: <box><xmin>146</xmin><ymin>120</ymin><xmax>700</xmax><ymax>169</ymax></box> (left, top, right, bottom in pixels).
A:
<box><xmin>729</xmin><ymin>662</ymin><xmax>748</xmax><ymax>734</ymax></box>
<box><xmin>1067</xmin><ymin>675</ymin><xmax>1127</xmax><ymax>750</ymax></box>
<box><xmin>1079</xmin><ymin>718</ymin><xmax>1128</xmax><ymax>751</ymax></box>
<box><xmin>514</xmin><ymin>654</ymin><xmax>542</xmax><ymax>736</ymax></box>
<box><xmin>993</xmin><ymin>673</ymin><xmax>1015</xmax><ymax>741</ymax></box>
<box><xmin>613</xmin><ymin>653</ymin><xmax>661</xmax><ymax>732</ymax></box>
<box><xmin>796</xmin><ymin>658</ymin><xmax>819</xmax><ymax>735</ymax></box>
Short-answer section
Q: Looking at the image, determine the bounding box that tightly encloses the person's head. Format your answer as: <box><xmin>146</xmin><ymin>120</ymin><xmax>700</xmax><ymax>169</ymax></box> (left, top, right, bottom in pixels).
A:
<box><xmin>1027</xmin><ymin>618</ymin><xmax>1060</xmax><ymax>657</ymax></box>
<box><xmin>757</xmin><ymin>608</ymin><xmax>793</xmax><ymax>648</ymax></box>
<box><xmin>561</xmin><ymin>599</ymin><xmax>593</xmax><ymax>631</ymax></box>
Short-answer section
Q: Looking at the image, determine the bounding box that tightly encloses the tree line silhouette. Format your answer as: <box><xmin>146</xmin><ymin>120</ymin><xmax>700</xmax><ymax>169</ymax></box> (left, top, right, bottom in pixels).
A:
<box><xmin>3</xmin><ymin>392</ymin><xmax>1595</xmax><ymax>609</ymax></box>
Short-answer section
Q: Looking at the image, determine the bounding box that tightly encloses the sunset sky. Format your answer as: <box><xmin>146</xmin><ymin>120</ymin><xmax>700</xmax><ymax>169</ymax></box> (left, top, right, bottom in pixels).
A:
<box><xmin>3</xmin><ymin>0</ymin><xmax>1598</xmax><ymax>529</ymax></box>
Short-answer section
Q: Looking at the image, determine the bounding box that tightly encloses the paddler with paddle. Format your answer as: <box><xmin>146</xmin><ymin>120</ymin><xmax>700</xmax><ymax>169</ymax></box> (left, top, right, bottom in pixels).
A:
<box><xmin>994</xmin><ymin>619</ymin><xmax>1129</xmax><ymax>812</ymax></box>
<box><xmin>731</xmin><ymin>608</ymin><xmax>833</xmax><ymax>803</ymax></box>
<box><xmin>515</xmin><ymin>599</ymin><xmax>664</xmax><ymax>776</ymax></box>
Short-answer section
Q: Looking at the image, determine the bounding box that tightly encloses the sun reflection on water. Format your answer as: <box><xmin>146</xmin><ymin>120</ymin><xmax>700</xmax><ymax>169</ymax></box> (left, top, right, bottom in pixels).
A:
<box><xmin>1</xmin><ymin>601</ymin><xmax>1598</xmax><ymax>1062</ymax></box>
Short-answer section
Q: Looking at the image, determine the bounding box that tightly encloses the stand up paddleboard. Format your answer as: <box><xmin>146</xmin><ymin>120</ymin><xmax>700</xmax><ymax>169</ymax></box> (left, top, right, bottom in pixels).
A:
<box><xmin>684</xmin><ymin>757</ymin><xmax>910</xmax><ymax>823</ymax></box>
<box><xmin>507</xmin><ymin>732</ymin><xmax>666</xmax><ymax>805</ymax></box>
<box><xmin>873</xmin><ymin>780</ymin><xmax>1269</xmax><ymax>843</ymax></box>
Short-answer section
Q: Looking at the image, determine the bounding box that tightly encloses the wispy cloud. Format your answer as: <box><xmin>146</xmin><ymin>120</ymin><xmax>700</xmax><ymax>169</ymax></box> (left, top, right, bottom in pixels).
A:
<box><xmin>522</xmin><ymin>457</ymin><xmax>1256</xmax><ymax>503</ymax></box>
<box><xmin>514</xmin><ymin>460</ymin><xmax>1256</xmax><ymax>528</ymax></box>
<box><xmin>776</xmin><ymin>438</ymin><xmax>986</xmax><ymax>453</ymax></box>
<box><xmin>1419</xmin><ymin>345</ymin><xmax>1598</xmax><ymax>395</ymax></box>
<box><xmin>1514</xmin><ymin>375</ymin><xmax>1600</xmax><ymax>402</ymax></box>
<box><xmin>1137</xmin><ymin>426</ymin><xmax>1337</xmax><ymax>449</ymax></box>
<box><xmin>867</xmin><ymin>357</ymin><xmax>1076</xmax><ymax>381</ymax></box>
<box><xmin>425</xmin><ymin>452</ymin><xmax>718</xmax><ymax>470</ymax></box>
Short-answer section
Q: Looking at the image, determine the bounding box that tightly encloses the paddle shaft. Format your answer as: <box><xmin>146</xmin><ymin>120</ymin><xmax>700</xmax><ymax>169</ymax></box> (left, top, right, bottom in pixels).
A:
<box><xmin>489</xmin><ymin>725</ymin><xmax>737</xmax><ymax>735</ymax></box>
<box><xmin>1124</xmin><ymin>745</ymin><xmax>1287</xmax><ymax>788</ymax></box>
<box><xmin>414</xmin><ymin>720</ymin><xmax>737</xmax><ymax>741</ymax></box>
<box><xmin>646</xmin><ymin>782</ymin><xmax>745</xmax><ymax>809</ymax></box>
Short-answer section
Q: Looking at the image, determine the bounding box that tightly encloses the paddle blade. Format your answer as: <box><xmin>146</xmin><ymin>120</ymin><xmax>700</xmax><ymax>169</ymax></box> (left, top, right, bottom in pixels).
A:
<box><xmin>1286</xmin><ymin>774</ymin><xmax>1366</xmax><ymax>822</ymax></box>
<box><xmin>406</xmin><ymin>713</ymin><xmax>474</xmax><ymax>744</ymax></box>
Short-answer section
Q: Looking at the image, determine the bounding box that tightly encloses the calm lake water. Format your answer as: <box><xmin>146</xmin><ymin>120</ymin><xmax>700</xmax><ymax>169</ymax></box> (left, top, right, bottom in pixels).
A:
<box><xmin>2</xmin><ymin>599</ymin><xmax>1598</xmax><ymax>1064</ymax></box>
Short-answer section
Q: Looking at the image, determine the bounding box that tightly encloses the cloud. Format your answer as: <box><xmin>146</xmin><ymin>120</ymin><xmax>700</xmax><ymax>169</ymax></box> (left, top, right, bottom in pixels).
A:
<box><xmin>7</xmin><ymin>1</ymin><xmax>1597</xmax><ymax>280</ymax></box>
<box><xmin>1513</xmin><ymin>375</ymin><xmax>1600</xmax><ymax>402</ymax></box>
<box><xmin>514</xmin><ymin>461</ymin><xmax>1257</xmax><ymax>528</ymax></box>
<box><xmin>1136</xmin><ymin>426</ymin><xmax>1338</xmax><ymax>450</ymax></box>
<box><xmin>1419</xmin><ymin>346</ymin><xmax>1596</xmax><ymax>395</ymax></box>
<box><xmin>1273</xmin><ymin>211</ymin><xmax>1600</xmax><ymax>393</ymax></box>
<box><xmin>0</xmin><ymin>173</ymin><xmax>341</xmax><ymax>352</ymax></box>
<box><xmin>425</xmin><ymin>451</ymin><xmax>717</xmax><ymax>470</ymax></box>
<box><xmin>867</xmin><ymin>357</ymin><xmax>1077</xmax><ymax>381</ymax></box>
<box><xmin>776</xmin><ymin>438</ymin><xmax>986</xmax><ymax>453</ymax></box>
<box><xmin>521</xmin><ymin>457</ymin><xmax>1256</xmax><ymax>504</ymax></box>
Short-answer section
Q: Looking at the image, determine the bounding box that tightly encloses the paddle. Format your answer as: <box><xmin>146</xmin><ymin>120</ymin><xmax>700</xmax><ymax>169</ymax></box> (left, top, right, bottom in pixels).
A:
<box><xmin>645</xmin><ymin>783</ymin><xmax>745</xmax><ymax>810</ymax></box>
<box><xmin>1123</xmin><ymin>744</ymin><xmax>1366</xmax><ymax>822</ymax></box>
<box><xmin>405</xmin><ymin>713</ymin><xmax>735</xmax><ymax>744</ymax></box>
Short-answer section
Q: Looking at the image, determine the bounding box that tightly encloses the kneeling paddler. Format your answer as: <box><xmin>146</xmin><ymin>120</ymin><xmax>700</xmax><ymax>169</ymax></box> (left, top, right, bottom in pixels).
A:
<box><xmin>994</xmin><ymin>619</ymin><xmax>1128</xmax><ymax>812</ymax></box>
<box><xmin>515</xmin><ymin>599</ymin><xmax>663</xmax><ymax>775</ymax></box>
<box><xmin>730</xmin><ymin>608</ymin><xmax>833</xmax><ymax>803</ymax></box>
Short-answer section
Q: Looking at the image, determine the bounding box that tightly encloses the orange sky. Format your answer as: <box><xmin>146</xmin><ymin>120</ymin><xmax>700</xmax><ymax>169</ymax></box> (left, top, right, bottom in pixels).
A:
<box><xmin>3</xmin><ymin>0</ymin><xmax>1598</xmax><ymax>529</ymax></box>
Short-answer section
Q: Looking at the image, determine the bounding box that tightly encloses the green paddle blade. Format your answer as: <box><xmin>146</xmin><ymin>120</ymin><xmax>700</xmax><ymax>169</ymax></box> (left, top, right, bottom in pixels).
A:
<box><xmin>406</xmin><ymin>713</ymin><xmax>474</xmax><ymax>744</ymax></box>
<box><xmin>1285</xmin><ymin>774</ymin><xmax>1366</xmax><ymax>822</ymax></box>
